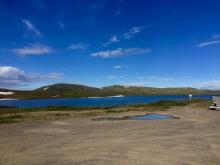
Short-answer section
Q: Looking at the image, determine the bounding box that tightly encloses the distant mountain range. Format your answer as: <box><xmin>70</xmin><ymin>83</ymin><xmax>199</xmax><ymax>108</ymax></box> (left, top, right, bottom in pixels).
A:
<box><xmin>0</xmin><ymin>83</ymin><xmax>220</xmax><ymax>99</ymax></box>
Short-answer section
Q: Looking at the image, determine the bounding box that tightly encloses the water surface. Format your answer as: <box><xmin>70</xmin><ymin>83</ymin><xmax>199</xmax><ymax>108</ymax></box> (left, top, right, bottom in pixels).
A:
<box><xmin>92</xmin><ymin>113</ymin><xmax>177</xmax><ymax>121</ymax></box>
<box><xmin>0</xmin><ymin>95</ymin><xmax>213</xmax><ymax>108</ymax></box>
<box><xmin>128</xmin><ymin>113</ymin><xmax>176</xmax><ymax>120</ymax></box>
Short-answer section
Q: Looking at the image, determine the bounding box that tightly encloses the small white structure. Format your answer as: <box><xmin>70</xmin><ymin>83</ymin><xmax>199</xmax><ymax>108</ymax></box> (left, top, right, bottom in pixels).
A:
<box><xmin>189</xmin><ymin>94</ymin><xmax>192</xmax><ymax>101</ymax></box>
<box><xmin>0</xmin><ymin>91</ymin><xmax>14</xmax><ymax>95</ymax></box>
<box><xmin>209</xmin><ymin>96</ymin><xmax>220</xmax><ymax>110</ymax></box>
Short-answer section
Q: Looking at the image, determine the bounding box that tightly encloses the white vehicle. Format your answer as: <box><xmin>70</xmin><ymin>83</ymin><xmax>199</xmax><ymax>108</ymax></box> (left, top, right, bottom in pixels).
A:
<box><xmin>209</xmin><ymin>96</ymin><xmax>220</xmax><ymax>110</ymax></box>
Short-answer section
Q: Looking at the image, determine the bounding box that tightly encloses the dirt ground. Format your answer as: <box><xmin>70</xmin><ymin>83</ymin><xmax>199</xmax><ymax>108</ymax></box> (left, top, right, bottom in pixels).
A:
<box><xmin>1</xmin><ymin>103</ymin><xmax>220</xmax><ymax>165</ymax></box>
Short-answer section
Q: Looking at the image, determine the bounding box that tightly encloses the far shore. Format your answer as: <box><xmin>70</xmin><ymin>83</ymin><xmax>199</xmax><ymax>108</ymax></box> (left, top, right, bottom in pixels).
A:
<box><xmin>0</xmin><ymin>93</ymin><xmax>219</xmax><ymax>100</ymax></box>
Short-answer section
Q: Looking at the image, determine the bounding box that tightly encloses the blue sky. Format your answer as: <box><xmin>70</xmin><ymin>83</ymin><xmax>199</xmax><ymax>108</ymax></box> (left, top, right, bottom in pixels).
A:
<box><xmin>1</xmin><ymin>0</ymin><xmax>220</xmax><ymax>89</ymax></box>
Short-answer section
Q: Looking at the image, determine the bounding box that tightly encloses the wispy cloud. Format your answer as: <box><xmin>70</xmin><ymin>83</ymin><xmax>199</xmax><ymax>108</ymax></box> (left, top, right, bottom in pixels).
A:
<box><xmin>122</xmin><ymin>81</ymin><xmax>147</xmax><ymax>87</ymax></box>
<box><xmin>110</xmin><ymin>35</ymin><xmax>119</xmax><ymax>43</ymax></box>
<box><xmin>196</xmin><ymin>80</ymin><xmax>220</xmax><ymax>89</ymax></box>
<box><xmin>102</xmin><ymin>26</ymin><xmax>143</xmax><ymax>46</ymax></box>
<box><xmin>106</xmin><ymin>74</ymin><xmax>128</xmax><ymax>79</ymax></box>
<box><xmin>68</xmin><ymin>43</ymin><xmax>89</xmax><ymax>50</ymax></box>
<box><xmin>102</xmin><ymin>35</ymin><xmax>120</xmax><ymax>46</ymax></box>
<box><xmin>196</xmin><ymin>40</ymin><xmax>220</xmax><ymax>48</ymax></box>
<box><xmin>12</xmin><ymin>44</ymin><xmax>54</xmax><ymax>56</ymax></box>
<box><xmin>113</xmin><ymin>65</ymin><xmax>128</xmax><ymax>69</ymax></box>
<box><xmin>119</xmin><ymin>76</ymin><xmax>173</xmax><ymax>87</ymax></box>
<box><xmin>21</xmin><ymin>19</ymin><xmax>43</xmax><ymax>37</ymax></box>
<box><xmin>0</xmin><ymin>66</ymin><xmax>63</xmax><ymax>87</ymax></box>
<box><xmin>212</xmin><ymin>34</ymin><xmax>220</xmax><ymax>39</ymax></box>
<box><xmin>91</xmin><ymin>48</ymin><xmax>151</xmax><ymax>58</ymax></box>
<box><xmin>106</xmin><ymin>75</ymin><xmax>118</xmax><ymax>79</ymax></box>
<box><xmin>137</xmin><ymin>76</ymin><xmax>173</xmax><ymax>82</ymax></box>
<box><xmin>137</xmin><ymin>76</ymin><xmax>157</xmax><ymax>79</ymax></box>
<box><xmin>113</xmin><ymin>65</ymin><xmax>122</xmax><ymax>69</ymax></box>
<box><xmin>57</xmin><ymin>21</ymin><xmax>65</xmax><ymax>29</ymax></box>
<box><xmin>45</xmin><ymin>72</ymin><xmax>64</xmax><ymax>79</ymax></box>
<box><xmin>123</xmin><ymin>26</ymin><xmax>143</xmax><ymax>39</ymax></box>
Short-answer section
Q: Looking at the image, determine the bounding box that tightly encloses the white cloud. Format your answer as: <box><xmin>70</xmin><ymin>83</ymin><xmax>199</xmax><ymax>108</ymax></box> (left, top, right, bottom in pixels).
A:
<box><xmin>0</xmin><ymin>66</ymin><xmax>63</xmax><ymax>87</ymax></box>
<box><xmin>110</xmin><ymin>35</ymin><xmax>120</xmax><ymax>43</ymax></box>
<box><xmin>0</xmin><ymin>66</ymin><xmax>28</xmax><ymax>86</ymax></box>
<box><xmin>13</xmin><ymin>44</ymin><xmax>54</xmax><ymax>56</ymax></box>
<box><xmin>102</xmin><ymin>35</ymin><xmax>120</xmax><ymax>46</ymax></box>
<box><xmin>57</xmin><ymin>21</ymin><xmax>65</xmax><ymax>29</ymax></box>
<box><xmin>123</xmin><ymin>27</ymin><xmax>143</xmax><ymax>39</ymax></box>
<box><xmin>91</xmin><ymin>48</ymin><xmax>151</xmax><ymax>58</ymax></box>
<box><xmin>68</xmin><ymin>43</ymin><xmax>89</xmax><ymax>50</ymax></box>
<box><xmin>196</xmin><ymin>40</ymin><xmax>220</xmax><ymax>48</ymax></box>
<box><xmin>21</xmin><ymin>19</ymin><xmax>43</xmax><ymax>37</ymax></box>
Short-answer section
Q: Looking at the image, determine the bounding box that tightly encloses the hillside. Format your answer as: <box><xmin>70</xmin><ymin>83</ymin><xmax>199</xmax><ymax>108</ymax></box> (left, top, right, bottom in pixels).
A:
<box><xmin>0</xmin><ymin>83</ymin><xmax>220</xmax><ymax>99</ymax></box>
<box><xmin>35</xmin><ymin>83</ymin><xmax>100</xmax><ymax>98</ymax></box>
<box><xmin>100</xmin><ymin>85</ymin><xmax>220</xmax><ymax>96</ymax></box>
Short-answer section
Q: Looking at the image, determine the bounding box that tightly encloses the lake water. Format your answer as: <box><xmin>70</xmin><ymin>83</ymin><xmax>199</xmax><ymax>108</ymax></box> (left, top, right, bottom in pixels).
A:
<box><xmin>0</xmin><ymin>95</ymin><xmax>214</xmax><ymax>108</ymax></box>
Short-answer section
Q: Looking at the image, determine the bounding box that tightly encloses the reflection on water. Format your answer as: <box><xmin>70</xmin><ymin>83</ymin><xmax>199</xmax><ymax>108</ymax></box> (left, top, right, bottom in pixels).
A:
<box><xmin>92</xmin><ymin>113</ymin><xmax>178</xmax><ymax>121</ymax></box>
<box><xmin>127</xmin><ymin>113</ymin><xmax>177</xmax><ymax>120</ymax></box>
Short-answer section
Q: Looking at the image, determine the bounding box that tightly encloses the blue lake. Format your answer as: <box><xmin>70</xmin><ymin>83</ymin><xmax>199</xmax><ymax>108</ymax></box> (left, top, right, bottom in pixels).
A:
<box><xmin>0</xmin><ymin>95</ymin><xmax>214</xmax><ymax>108</ymax></box>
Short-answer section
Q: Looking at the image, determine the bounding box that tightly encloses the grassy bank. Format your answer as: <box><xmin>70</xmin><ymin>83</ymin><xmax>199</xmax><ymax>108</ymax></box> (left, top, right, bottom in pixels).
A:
<box><xmin>0</xmin><ymin>99</ymin><xmax>209</xmax><ymax>123</ymax></box>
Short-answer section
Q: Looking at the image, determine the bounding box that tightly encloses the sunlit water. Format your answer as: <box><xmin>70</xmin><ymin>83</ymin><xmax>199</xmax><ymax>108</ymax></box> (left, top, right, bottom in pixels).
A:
<box><xmin>127</xmin><ymin>113</ymin><xmax>176</xmax><ymax>120</ymax></box>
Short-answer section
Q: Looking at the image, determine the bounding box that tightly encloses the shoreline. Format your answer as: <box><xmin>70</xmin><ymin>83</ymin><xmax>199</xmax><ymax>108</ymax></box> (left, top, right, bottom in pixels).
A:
<box><xmin>0</xmin><ymin>93</ymin><xmax>219</xmax><ymax>100</ymax></box>
<box><xmin>0</xmin><ymin>99</ymin><xmax>209</xmax><ymax>124</ymax></box>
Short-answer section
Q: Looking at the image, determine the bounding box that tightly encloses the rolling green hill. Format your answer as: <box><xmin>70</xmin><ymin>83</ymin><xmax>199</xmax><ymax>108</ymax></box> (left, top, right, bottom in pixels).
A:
<box><xmin>0</xmin><ymin>83</ymin><xmax>220</xmax><ymax>99</ymax></box>
<box><xmin>35</xmin><ymin>83</ymin><xmax>100</xmax><ymax>98</ymax></box>
<box><xmin>100</xmin><ymin>85</ymin><xmax>220</xmax><ymax>96</ymax></box>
